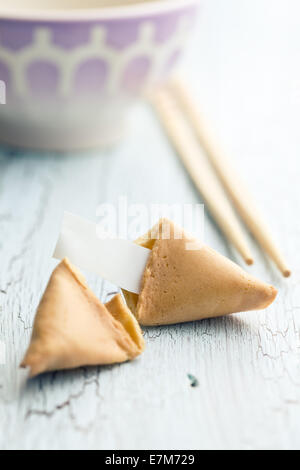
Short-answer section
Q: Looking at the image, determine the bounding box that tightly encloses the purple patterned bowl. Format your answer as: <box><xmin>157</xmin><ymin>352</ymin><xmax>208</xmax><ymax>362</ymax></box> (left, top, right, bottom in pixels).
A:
<box><xmin>0</xmin><ymin>1</ymin><xmax>199</xmax><ymax>151</ymax></box>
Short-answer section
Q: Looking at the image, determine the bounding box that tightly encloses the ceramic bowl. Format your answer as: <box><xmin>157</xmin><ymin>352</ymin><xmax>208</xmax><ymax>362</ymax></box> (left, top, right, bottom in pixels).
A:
<box><xmin>0</xmin><ymin>0</ymin><xmax>199</xmax><ymax>150</ymax></box>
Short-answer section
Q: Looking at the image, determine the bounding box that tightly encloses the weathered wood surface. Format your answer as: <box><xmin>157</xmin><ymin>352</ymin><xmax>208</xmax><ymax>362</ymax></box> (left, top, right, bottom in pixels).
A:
<box><xmin>0</xmin><ymin>0</ymin><xmax>300</xmax><ymax>450</ymax></box>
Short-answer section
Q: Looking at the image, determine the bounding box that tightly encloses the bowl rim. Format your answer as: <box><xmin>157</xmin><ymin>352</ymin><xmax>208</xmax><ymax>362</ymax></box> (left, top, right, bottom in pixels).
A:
<box><xmin>0</xmin><ymin>0</ymin><xmax>199</xmax><ymax>22</ymax></box>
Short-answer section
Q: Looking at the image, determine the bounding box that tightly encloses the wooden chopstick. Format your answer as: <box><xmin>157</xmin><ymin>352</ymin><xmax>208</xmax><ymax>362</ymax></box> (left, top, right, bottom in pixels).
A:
<box><xmin>169</xmin><ymin>78</ymin><xmax>291</xmax><ymax>277</ymax></box>
<box><xmin>151</xmin><ymin>86</ymin><xmax>254</xmax><ymax>265</ymax></box>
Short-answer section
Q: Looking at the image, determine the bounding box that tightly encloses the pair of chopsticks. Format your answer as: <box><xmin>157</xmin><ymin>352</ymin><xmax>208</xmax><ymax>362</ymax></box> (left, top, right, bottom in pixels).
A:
<box><xmin>151</xmin><ymin>78</ymin><xmax>291</xmax><ymax>278</ymax></box>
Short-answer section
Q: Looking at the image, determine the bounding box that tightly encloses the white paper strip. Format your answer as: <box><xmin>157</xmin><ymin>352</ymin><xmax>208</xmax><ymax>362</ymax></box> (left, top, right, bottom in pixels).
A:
<box><xmin>53</xmin><ymin>212</ymin><xmax>150</xmax><ymax>294</ymax></box>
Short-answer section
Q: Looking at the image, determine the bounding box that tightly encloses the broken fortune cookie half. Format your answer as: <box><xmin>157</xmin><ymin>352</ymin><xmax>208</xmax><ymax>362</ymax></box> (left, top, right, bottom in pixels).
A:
<box><xmin>123</xmin><ymin>219</ymin><xmax>277</xmax><ymax>326</ymax></box>
<box><xmin>21</xmin><ymin>258</ymin><xmax>145</xmax><ymax>378</ymax></box>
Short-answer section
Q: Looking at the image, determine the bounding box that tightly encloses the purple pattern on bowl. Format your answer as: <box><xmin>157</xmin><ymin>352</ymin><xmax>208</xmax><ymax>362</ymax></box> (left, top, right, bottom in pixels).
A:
<box><xmin>52</xmin><ymin>25</ymin><xmax>93</xmax><ymax>50</ymax></box>
<box><xmin>122</xmin><ymin>55</ymin><xmax>152</xmax><ymax>93</ymax></box>
<box><xmin>27</xmin><ymin>60</ymin><xmax>59</xmax><ymax>96</ymax></box>
<box><xmin>74</xmin><ymin>58</ymin><xmax>108</xmax><ymax>94</ymax></box>
<box><xmin>0</xmin><ymin>2</ymin><xmax>199</xmax><ymax>150</ymax></box>
<box><xmin>0</xmin><ymin>22</ymin><xmax>34</xmax><ymax>51</ymax></box>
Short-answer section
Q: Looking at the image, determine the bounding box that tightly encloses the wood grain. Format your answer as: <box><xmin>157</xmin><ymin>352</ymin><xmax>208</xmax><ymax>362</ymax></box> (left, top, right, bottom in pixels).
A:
<box><xmin>0</xmin><ymin>0</ymin><xmax>300</xmax><ymax>450</ymax></box>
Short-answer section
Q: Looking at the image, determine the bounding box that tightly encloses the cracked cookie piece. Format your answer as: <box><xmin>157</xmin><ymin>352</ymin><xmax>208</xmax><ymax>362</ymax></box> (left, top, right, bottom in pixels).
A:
<box><xmin>21</xmin><ymin>258</ymin><xmax>145</xmax><ymax>377</ymax></box>
<box><xmin>123</xmin><ymin>219</ymin><xmax>277</xmax><ymax>326</ymax></box>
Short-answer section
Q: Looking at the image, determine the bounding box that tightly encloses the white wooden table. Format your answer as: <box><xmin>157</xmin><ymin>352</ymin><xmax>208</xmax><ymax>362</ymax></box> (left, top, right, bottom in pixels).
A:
<box><xmin>1</xmin><ymin>0</ymin><xmax>300</xmax><ymax>450</ymax></box>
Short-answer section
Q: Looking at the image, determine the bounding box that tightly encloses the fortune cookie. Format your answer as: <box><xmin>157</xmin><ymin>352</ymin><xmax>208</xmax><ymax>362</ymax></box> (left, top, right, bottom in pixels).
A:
<box><xmin>123</xmin><ymin>219</ymin><xmax>277</xmax><ymax>326</ymax></box>
<box><xmin>21</xmin><ymin>258</ymin><xmax>145</xmax><ymax>377</ymax></box>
